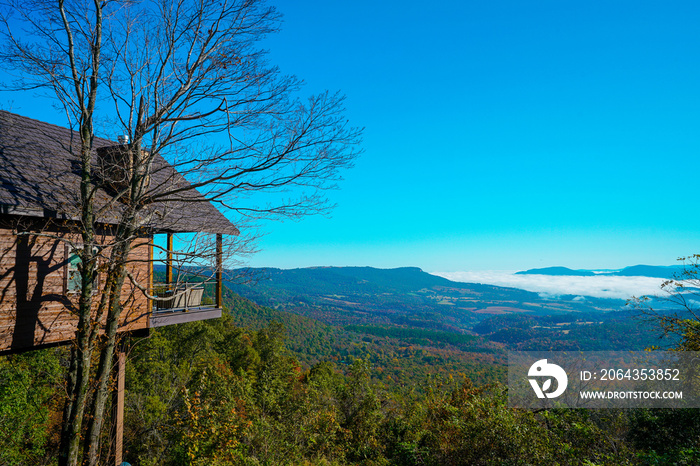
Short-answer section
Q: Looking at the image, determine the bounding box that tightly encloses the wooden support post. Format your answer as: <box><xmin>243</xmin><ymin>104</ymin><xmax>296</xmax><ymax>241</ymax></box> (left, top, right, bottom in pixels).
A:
<box><xmin>114</xmin><ymin>347</ymin><xmax>126</xmax><ymax>465</ymax></box>
<box><xmin>216</xmin><ymin>234</ymin><xmax>222</xmax><ymax>309</ymax></box>
<box><xmin>166</xmin><ymin>233</ymin><xmax>173</xmax><ymax>285</ymax></box>
<box><xmin>148</xmin><ymin>237</ymin><xmax>154</xmax><ymax>314</ymax></box>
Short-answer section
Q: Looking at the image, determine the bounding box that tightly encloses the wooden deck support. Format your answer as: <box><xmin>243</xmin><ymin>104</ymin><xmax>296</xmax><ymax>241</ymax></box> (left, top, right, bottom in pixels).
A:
<box><xmin>148</xmin><ymin>239</ymin><xmax>154</xmax><ymax>313</ymax></box>
<box><xmin>216</xmin><ymin>234</ymin><xmax>222</xmax><ymax>309</ymax></box>
<box><xmin>113</xmin><ymin>346</ymin><xmax>126</xmax><ymax>465</ymax></box>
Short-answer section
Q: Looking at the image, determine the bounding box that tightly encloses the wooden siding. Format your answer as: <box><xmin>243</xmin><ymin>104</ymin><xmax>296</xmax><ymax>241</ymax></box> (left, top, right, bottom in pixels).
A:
<box><xmin>0</xmin><ymin>225</ymin><xmax>151</xmax><ymax>352</ymax></box>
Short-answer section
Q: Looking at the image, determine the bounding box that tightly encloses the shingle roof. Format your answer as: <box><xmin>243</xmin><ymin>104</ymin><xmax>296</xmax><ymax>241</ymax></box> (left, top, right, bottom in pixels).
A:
<box><xmin>0</xmin><ymin>110</ymin><xmax>238</xmax><ymax>235</ymax></box>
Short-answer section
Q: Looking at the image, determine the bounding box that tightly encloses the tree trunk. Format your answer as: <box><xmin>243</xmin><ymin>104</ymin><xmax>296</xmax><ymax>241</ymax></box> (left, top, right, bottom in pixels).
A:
<box><xmin>84</xmin><ymin>262</ymin><xmax>130</xmax><ymax>465</ymax></box>
<box><xmin>84</xmin><ymin>207</ymin><xmax>137</xmax><ymax>464</ymax></box>
<box><xmin>59</xmin><ymin>141</ymin><xmax>99</xmax><ymax>466</ymax></box>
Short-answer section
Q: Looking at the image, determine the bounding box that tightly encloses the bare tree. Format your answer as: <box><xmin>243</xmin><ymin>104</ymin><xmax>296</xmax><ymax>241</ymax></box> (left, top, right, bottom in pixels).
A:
<box><xmin>0</xmin><ymin>0</ymin><xmax>361</xmax><ymax>464</ymax></box>
<box><xmin>633</xmin><ymin>255</ymin><xmax>700</xmax><ymax>351</ymax></box>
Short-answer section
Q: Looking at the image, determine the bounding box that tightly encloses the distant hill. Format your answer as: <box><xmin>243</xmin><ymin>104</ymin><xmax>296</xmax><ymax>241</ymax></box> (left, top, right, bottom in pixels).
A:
<box><xmin>516</xmin><ymin>267</ymin><xmax>595</xmax><ymax>276</ymax></box>
<box><xmin>217</xmin><ymin>266</ymin><xmax>658</xmax><ymax>361</ymax></box>
<box><xmin>158</xmin><ymin>264</ymin><xmax>633</xmax><ymax>323</ymax></box>
<box><xmin>515</xmin><ymin>264</ymin><xmax>685</xmax><ymax>279</ymax></box>
<box><xmin>222</xmin><ymin>266</ymin><xmax>628</xmax><ymax>332</ymax></box>
<box><xmin>226</xmin><ymin>266</ymin><xmax>545</xmax><ymax>314</ymax></box>
<box><xmin>230</xmin><ymin>265</ymin><xmax>534</xmax><ymax>296</ymax></box>
<box><xmin>235</xmin><ymin>266</ymin><xmax>457</xmax><ymax>294</ymax></box>
<box><xmin>614</xmin><ymin>265</ymin><xmax>684</xmax><ymax>279</ymax></box>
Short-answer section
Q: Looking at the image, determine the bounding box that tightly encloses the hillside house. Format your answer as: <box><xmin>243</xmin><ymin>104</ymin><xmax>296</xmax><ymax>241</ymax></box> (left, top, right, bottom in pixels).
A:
<box><xmin>0</xmin><ymin>110</ymin><xmax>238</xmax><ymax>354</ymax></box>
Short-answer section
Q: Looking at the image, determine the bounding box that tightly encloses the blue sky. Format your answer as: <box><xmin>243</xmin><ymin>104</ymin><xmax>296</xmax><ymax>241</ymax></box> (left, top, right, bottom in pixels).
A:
<box><xmin>248</xmin><ymin>0</ymin><xmax>700</xmax><ymax>271</ymax></box>
<box><xmin>4</xmin><ymin>1</ymin><xmax>700</xmax><ymax>272</ymax></box>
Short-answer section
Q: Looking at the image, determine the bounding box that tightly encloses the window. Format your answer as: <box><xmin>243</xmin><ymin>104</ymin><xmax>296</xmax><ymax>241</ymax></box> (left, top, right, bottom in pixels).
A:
<box><xmin>65</xmin><ymin>245</ymin><xmax>100</xmax><ymax>293</ymax></box>
<box><xmin>67</xmin><ymin>250</ymin><xmax>81</xmax><ymax>292</ymax></box>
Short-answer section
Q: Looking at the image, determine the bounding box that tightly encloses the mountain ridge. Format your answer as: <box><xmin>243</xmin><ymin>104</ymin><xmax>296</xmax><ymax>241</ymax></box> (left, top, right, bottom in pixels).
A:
<box><xmin>516</xmin><ymin>264</ymin><xmax>684</xmax><ymax>279</ymax></box>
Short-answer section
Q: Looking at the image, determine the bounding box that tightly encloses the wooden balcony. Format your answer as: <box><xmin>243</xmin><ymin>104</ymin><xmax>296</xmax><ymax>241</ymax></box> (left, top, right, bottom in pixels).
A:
<box><xmin>149</xmin><ymin>281</ymin><xmax>222</xmax><ymax>327</ymax></box>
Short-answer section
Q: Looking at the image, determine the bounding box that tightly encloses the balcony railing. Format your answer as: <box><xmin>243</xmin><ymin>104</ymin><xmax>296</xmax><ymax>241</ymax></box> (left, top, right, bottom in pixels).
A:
<box><xmin>152</xmin><ymin>282</ymin><xmax>215</xmax><ymax>312</ymax></box>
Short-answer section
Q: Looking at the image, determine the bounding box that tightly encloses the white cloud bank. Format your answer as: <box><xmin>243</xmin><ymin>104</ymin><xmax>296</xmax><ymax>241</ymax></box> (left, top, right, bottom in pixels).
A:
<box><xmin>432</xmin><ymin>271</ymin><xmax>666</xmax><ymax>300</ymax></box>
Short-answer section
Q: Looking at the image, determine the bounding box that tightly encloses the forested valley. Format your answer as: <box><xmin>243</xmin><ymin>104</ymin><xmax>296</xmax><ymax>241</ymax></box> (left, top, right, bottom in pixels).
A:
<box><xmin>2</xmin><ymin>269</ymin><xmax>700</xmax><ymax>465</ymax></box>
